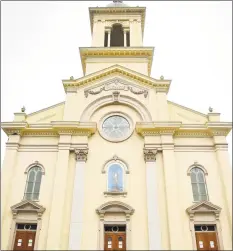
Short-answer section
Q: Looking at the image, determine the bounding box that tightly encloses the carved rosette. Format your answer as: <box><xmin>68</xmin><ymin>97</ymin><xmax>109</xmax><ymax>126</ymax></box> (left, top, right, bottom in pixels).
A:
<box><xmin>143</xmin><ymin>148</ymin><xmax>157</xmax><ymax>162</ymax></box>
<box><xmin>75</xmin><ymin>147</ymin><xmax>89</xmax><ymax>162</ymax></box>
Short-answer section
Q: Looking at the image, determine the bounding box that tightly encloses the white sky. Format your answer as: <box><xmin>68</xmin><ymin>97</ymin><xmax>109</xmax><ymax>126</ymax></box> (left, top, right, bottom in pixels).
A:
<box><xmin>1</xmin><ymin>1</ymin><xmax>232</xmax><ymax>165</ymax></box>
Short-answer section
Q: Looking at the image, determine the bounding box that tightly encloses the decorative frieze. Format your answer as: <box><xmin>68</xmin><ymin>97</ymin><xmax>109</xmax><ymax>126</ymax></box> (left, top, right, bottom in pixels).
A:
<box><xmin>75</xmin><ymin>147</ymin><xmax>89</xmax><ymax>162</ymax></box>
<box><xmin>84</xmin><ymin>79</ymin><xmax>148</xmax><ymax>98</ymax></box>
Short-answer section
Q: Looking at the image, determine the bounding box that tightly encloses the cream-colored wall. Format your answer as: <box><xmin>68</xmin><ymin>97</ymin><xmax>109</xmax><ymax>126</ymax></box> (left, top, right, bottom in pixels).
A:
<box><xmin>81</xmin><ymin>104</ymin><xmax>148</xmax><ymax>250</ymax></box>
<box><xmin>175</xmin><ymin>149</ymin><xmax>232</xmax><ymax>250</ymax></box>
<box><xmin>2</xmin><ymin>72</ymin><xmax>232</xmax><ymax>250</ymax></box>
<box><xmin>85</xmin><ymin>58</ymin><xmax>149</xmax><ymax>75</ymax></box>
<box><xmin>63</xmin><ymin>75</ymin><xmax>153</xmax><ymax>121</ymax></box>
<box><xmin>168</xmin><ymin>101</ymin><xmax>208</xmax><ymax>123</ymax></box>
<box><xmin>26</xmin><ymin>102</ymin><xmax>65</xmax><ymax>123</ymax></box>
<box><xmin>1</xmin><ymin>137</ymin><xmax>58</xmax><ymax>250</ymax></box>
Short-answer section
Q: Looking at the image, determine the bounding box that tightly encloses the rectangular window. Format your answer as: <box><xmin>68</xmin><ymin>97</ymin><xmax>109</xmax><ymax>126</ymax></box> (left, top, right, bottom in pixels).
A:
<box><xmin>126</xmin><ymin>32</ymin><xmax>130</xmax><ymax>47</ymax></box>
<box><xmin>104</xmin><ymin>32</ymin><xmax>108</xmax><ymax>47</ymax></box>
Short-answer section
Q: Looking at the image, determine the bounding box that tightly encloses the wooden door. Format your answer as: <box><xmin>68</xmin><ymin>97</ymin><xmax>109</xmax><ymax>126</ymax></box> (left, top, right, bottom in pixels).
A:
<box><xmin>195</xmin><ymin>232</ymin><xmax>219</xmax><ymax>251</ymax></box>
<box><xmin>13</xmin><ymin>231</ymin><xmax>36</xmax><ymax>251</ymax></box>
<box><xmin>104</xmin><ymin>232</ymin><xmax>126</xmax><ymax>251</ymax></box>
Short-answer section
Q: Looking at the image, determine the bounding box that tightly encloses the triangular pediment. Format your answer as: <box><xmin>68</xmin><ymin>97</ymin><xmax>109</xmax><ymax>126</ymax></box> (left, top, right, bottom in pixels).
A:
<box><xmin>186</xmin><ymin>201</ymin><xmax>221</xmax><ymax>215</ymax></box>
<box><xmin>11</xmin><ymin>200</ymin><xmax>46</xmax><ymax>214</ymax></box>
<box><xmin>96</xmin><ymin>201</ymin><xmax>134</xmax><ymax>215</ymax></box>
<box><xmin>62</xmin><ymin>64</ymin><xmax>170</xmax><ymax>93</ymax></box>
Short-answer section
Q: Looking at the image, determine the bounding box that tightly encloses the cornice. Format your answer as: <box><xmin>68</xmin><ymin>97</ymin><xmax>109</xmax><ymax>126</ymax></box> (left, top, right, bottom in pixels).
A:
<box><xmin>136</xmin><ymin>122</ymin><xmax>182</xmax><ymax>136</ymax></box>
<box><xmin>1</xmin><ymin>121</ymin><xmax>97</xmax><ymax>137</ymax></box>
<box><xmin>62</xmin><ymin>64</ymin><xmax>170</xmax><ymax>93</ymax></box>
<box><xmin>136</xmin><ymin>122</ymin><xmax>232</xmax><ymax>137</ymax></box>
<box><xmin>79</xmin><ymin>47</ymin><xmax>154</xmax><ymax>76</ymax></box>
<box><xmin>89</xmin><ymin>6</ymin><xmax>146</xmax><ymax>36</ymax></box>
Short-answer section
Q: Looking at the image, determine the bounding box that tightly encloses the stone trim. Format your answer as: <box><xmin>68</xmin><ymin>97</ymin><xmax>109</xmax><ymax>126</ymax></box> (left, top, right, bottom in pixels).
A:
<box><xmin>143</xmin><ymin>147</ymin><xmax>157</xmax><ymax>162</ymax></box>
<box><xmin>8</xmin><ymin>200</ymin><xmax>46</xmax><ymax>250</ymax></box>
<box><xmin>75</xmin><ymin>146</ymin><xmax>89</xmax><ymax>162</ymax></box>
<box><xmin>136</xmin><ymin>121</ymin><xmax>232</xmax><ymax>137</ymax></box>
<box><xmin>1</xmin><ymin>121</ymin><xmax>97</xmax><ymax>137</ymax></box>
<box><xmin>186</xmin><ymin>201</ymin><xmax>224</xmax><ymax>250</ymax></box>
<box><xmin>187</xmin><ymin>162</ymin><xmax>208</xmax><ymax>176</ymax></box>
<box><xmin>11</xmin><ymin>200</ymin><xmax>46</xmax><ymax>218</ymax></box>
<box><xmin>103</xmin><ymin>191</ymin><xmax>127</xmax><ymax>197</ymax></box>
<box><xmin>24</xmin><ymin>161</ymin><xmax>45</xmax><ymax>175</ymax></box>
<box><xmin>62</xmin><ymin>61</ymin><xmax>170</xmax><ymax>91</ymax></box>
<box><xmin>84</xmin><ymin>78</ymin><xmax>148</xmax><ymax>98</ymax></box>
<box><xmin>80</xmin><ymin>93</ymin><xmax>152</xmax><ymax>122</ymax></box>
<box><xmin>96</xmin><ymin>201</ymin><xmax>134</xmax><ymax>215</ymax></box>
<box><xmin>102</xmin><ymin>155</ymin><xmax>129</xmax><ymax>174</ymax></box>
<box><xmin>96</xmin><ymin>201</ymin><xmax>134</xmax><ymax>250</ymax></box>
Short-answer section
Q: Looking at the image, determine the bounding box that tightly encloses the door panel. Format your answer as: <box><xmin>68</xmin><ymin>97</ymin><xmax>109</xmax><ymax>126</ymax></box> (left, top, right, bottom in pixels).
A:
<box><xmin>26</xmin><ymin>232</ymin><xmax>36</xmax><ymax>250</ymax></box>
<box><xmin>196</xmin><ymin>232</ymin><xmax>219</xmax><ymax>251</ymax></box>
<box><xmin>13</xmin><ymin>232</ymin><xmax>27</xmax><ymax>251</ymax></box>
<box><xmin>13</xmin><ymin>231</ymin><xmax>36</xmax><ymax>251</ymax></box>
<box><xmin>104</xmin><ymin>232</ymin><xmax>126</xmax><ymax>251</ymax></box>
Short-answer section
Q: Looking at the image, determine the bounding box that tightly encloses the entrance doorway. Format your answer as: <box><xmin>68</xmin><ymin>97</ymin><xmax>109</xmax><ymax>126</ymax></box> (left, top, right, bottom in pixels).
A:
<box><xmin>104</xmin><ymin>225</ymin><xmax>126</xmax><ymax>251</ymax></box>
<box><xmin>195</xmin><ymin>225</ymin><xmax>219</xmax><ymax>251</ymax></box>
<box><xmin>13</xmin><ymin>223</ymin><xmax>37</xmax><ymax>251</ymax></box>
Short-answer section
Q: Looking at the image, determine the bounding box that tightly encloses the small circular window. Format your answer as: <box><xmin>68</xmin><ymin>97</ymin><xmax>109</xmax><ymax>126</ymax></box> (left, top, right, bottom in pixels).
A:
<box><xmin>100</xmin><ymin>113</ymin><xmax>133</xmax><ymax>142</ymax></box>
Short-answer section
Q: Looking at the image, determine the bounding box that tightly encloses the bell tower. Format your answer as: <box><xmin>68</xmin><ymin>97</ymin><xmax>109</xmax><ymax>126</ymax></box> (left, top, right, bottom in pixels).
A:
<box><xmin>79</xmin><ymin>1</ymin><xmax>154</xmax><ymax>76</ymax></box>
<box><xmin>90</xmin><ymin>0</ymin><xmax>145</xmax><ymax>47</ymax></box>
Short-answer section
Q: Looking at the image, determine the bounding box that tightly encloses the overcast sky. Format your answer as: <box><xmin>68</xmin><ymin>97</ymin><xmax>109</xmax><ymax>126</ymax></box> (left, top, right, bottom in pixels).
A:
<box><xmin>1</xmin><ymin>1</ymin><xmax>232</xmax><ymax>165</ymax></box>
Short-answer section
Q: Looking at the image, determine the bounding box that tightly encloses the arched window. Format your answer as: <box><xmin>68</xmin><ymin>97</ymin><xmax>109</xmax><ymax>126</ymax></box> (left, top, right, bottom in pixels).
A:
<box><xmin>24</xmin><ymin>166</ymin><xmax>43</xmax><ymax>200</ymax></box>
<box><xmin>110</xmin><ymin>24</ymin><xmax>124</xmax><ymax>47</ymax></box>
<box><xmin>108</xmin><ymin>163</ymin><xmax>124</xmax><ymax>192</ymax></box>
<box><xmin>190</xmin><ymin>167</ymin><xmax>208</xmax><ymax>201</ymax></box>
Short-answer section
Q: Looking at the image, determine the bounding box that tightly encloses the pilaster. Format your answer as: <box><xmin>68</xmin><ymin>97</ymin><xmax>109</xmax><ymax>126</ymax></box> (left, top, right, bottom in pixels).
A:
<box><xmin>143</xmin><ymin>145</ymin><xmax>162</xmax><ymax>250</ymax></box>
<box><xmin>212</xmin><ymin>134</ymin><xmax>232</xmax><ymax>234</ymax></box>
<box><xmin>46</xmin><ymin>133</ymin><xmax>72</xmax><ymax>249</ymax></box>
<box><xmin>156</xmin><ymin>91</ymin><xmax>169</xmax><ymax>121</ymax></box>
<box><xmin>68</xmin><ymin>144</ymin><xmax>88</xmax><ymax>250</ymax></box>
<box><xmin>1</xmin><ymin>134</ymin><xmax>20</xmax><ymax>224</ymax></box>
<box><xmin>161</xmin><ymin>133</ymin><xmax>184</xmax><ymax>249</ymax></box>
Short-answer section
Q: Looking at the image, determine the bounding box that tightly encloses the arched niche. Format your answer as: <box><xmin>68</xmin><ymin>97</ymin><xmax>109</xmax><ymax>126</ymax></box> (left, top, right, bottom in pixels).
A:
<box><xmin>110</xmin><ymin>24</ymin><xmax>124</xmax><ymax>47</ymax></box>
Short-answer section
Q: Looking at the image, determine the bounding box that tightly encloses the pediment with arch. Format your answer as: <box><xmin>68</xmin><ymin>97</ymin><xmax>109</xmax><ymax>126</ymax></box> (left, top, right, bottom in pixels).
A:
<box><xmin>96</xmin><ymin>201</ymin><xmax>134</xmax><ymax>215</ymax></box>
<box><xmin>11</xmin><ymin>200</ymin><xmax>46</xmax><ymax>219</ymax></box>
<box><xmin>186</xmin><ymin>201</ymin><xmax>221</xmax><ymax>217</ymax></box>
<box><xmin>84</xmin><ymin>77</ymin><xmax>149</xmax><ymax>98</ymax></box>
<box><xmin>62</xmin><ymin>65</ymin><xmax>170</xmax><ymax>94</ymax></box>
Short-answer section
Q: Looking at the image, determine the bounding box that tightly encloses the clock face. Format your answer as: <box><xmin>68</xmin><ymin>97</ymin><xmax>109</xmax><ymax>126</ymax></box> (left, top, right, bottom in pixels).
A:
<box><xmin>102</xmin><ymin>115</ymin><xmax>130</xmax><ymax>139</ymax></box>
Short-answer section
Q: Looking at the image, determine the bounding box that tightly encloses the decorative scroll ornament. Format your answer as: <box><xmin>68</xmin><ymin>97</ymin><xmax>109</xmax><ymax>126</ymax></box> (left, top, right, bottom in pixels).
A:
<box><xmin>84</xmin><ymin>79</ymin><xmax>148</xmax><ymax>98</ymax></box>
<box><xmin>75</xmin><ymin>147</ymin><xmax>88</xmax><ymax>162</ymax></box>
<box><xmin>143</xmin><ymin>148</ymin><xmax>157</xmax><ymax>162</ymax></box>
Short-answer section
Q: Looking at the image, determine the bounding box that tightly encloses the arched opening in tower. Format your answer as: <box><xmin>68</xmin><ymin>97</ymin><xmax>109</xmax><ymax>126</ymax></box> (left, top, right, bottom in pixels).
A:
<box><xmin>110</xmin><ymin>24</ymin><xmax>124</xmax><ymax>47</ymax></box>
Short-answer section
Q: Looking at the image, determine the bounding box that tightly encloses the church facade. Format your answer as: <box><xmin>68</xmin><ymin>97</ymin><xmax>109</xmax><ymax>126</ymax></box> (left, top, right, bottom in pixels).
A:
<box><xmin>1</xmin><ymin>1</ymin><xmax>232</xmax><ymax>250</ymax></box>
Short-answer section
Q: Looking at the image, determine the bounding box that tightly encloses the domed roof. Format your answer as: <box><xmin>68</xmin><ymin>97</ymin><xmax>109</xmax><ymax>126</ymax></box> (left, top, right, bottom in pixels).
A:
<box><xmin>106</xmin><ymin>1</ymin><xmax>129</xmax><ymax>8</ymax></box>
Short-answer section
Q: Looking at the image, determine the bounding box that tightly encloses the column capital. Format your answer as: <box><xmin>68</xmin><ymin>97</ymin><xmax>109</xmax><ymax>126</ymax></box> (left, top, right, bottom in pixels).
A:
<box><xmin>143</xmin><ymin>147</ymin><xmax>157</xmax><ymax>162</ymax></box>
<box><xmin>105</xmin><ymin>27</ymin><xmax>111</xmax><ymax>33</ymax></box>
<box><xmin>75</xmin><ymin>146</ymin><xmax>88</xmax><ymax>162</ymax></box>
